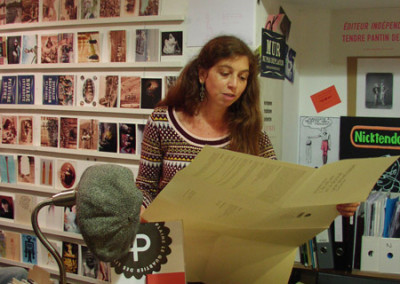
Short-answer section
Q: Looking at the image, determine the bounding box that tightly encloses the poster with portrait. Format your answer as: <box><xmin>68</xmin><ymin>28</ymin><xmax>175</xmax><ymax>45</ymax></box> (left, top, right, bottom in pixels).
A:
<box><xmin>356</xmin><ymin>58</ymin><xmax>400</xmax><ymax>117</ymax></box>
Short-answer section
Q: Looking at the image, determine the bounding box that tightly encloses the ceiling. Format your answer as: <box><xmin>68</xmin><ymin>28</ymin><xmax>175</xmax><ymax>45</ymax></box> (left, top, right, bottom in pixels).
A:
<box><xmin>278</xmin><ymin>0</ymin><xmax>400</xmax><ymax>9</ymax></box>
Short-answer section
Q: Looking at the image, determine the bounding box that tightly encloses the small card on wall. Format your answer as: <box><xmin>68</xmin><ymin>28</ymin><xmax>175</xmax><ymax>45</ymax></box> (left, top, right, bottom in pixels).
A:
<box><xmin>310</xmin><ymin>85</ymin><xmax>341</xmax><ymax>113</ymax></box>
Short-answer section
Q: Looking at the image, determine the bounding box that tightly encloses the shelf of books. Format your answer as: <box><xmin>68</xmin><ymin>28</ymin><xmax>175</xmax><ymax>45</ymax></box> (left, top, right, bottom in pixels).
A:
<box><xmin>0</xmin><ymin>0</ymin><xmax>184</xmax><ymax>282</ymax></box>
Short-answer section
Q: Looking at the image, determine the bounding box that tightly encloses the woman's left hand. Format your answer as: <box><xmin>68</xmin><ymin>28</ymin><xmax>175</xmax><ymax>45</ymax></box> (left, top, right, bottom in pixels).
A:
<box><xmin>336</xmin><ymin>202</ymin><xmax>360</xmax><ymax>217</ymax></box>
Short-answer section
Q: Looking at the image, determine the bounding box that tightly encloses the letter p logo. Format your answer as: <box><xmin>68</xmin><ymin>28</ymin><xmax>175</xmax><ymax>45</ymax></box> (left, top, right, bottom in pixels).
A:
<box><xmin>131</xmin><ymin>234</ymin><xmax>151</xmax><ymax>262</ymax></box>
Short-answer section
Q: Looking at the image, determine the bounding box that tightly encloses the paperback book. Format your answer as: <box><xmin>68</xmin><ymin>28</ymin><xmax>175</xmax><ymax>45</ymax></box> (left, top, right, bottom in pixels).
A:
<box><xmin>120</xmin><ymin>76</ymin><xmax>140</xmax><ymax>108</ymax></box>
<box><xmin>40</xmin><ymin>116</ymin><xmax>59</xmax><ymax>148</ymax></box>
<box><xmin>0</xmin><ymin>75</ymin><xmax>17</xmax><ymax>104</ymax></box>
<box><xmin>0</xmin><ymin>155</ymin><xmax>16</xmax><ymax>184</ymax></box>
<box><xmin>2</xmin><ymin>115</ymin><xmax>17</xmax><ymax>144</ymax></box>
<box><xmin>60</xmin><ymin>117</ymin><xmax>78</xmax><ymax>149</ymax></box>
<box><xmin>21</xmin><ymin>34</ymin><xmax>37</xmax><ymax>64</ymax></box>
<box><xmin>7</xmin><ymin>35</ymin><xmax>21</xmax><ymax>64</ymax></box>
<box><xmin>98</xmin><ymin>75</ymin><xmax>118</xmax><ymax>108</ymax></box>
<box><xmin>17</xmin><ymin>75</ymin><xmax>35</xmax><ymax>104</ymax></box>
<box><xmin>16</xmin><ymin>154</ymin><xmax>35</xmax><ymax>184</ymax></box>
<box><xmin>78</xmin><ymin>119</ymin><xmax>99</xmax><ymax>150</ymax></box>
<box><xmin>18</xmin><ymin>116</ymin><xmax>33</xmax><ymax>145</ymax></box>
<box><xmin>77</xmin><ymin>31</ymin><xmax>101</xmax><ymax>63</ymax></box>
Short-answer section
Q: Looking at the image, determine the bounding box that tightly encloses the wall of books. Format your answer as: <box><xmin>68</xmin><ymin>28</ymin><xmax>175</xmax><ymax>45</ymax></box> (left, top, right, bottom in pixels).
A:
<box><xmin>0</xmin><ymin>0</ymin><xmax>184</xmax><ymax>282</ymax></box>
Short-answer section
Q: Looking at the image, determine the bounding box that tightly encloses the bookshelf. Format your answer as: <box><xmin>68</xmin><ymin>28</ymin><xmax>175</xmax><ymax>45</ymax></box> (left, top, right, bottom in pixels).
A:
<box><xmin>0</xmin><ymin>2</ymin><xmax>184</xmax><ymax>282</ymax></box>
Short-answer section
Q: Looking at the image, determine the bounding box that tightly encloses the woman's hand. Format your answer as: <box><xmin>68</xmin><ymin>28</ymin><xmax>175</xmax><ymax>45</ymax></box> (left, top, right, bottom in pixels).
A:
<box><xmin>336</xmin><ymin>202</ymin><xmax>360</xmax><ymax>217</ymax></box>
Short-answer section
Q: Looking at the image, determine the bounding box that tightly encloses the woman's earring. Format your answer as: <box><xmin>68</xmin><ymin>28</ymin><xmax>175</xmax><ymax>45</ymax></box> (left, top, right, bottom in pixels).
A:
<box><xmin>200</xmin><ymin>83</ymin><xmax>205</xmax><ymax>102</ymax></box>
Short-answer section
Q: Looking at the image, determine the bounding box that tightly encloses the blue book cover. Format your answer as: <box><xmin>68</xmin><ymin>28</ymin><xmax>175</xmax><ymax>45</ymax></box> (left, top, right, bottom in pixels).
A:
<box><xmin>42</xmin><ymin>75</ymin><xmax>59</xmax><ymax>105</ymax></box>
<box><xmin>21</xmin><ymin>234</ymin><xmax>38</xmax><ymax>265</ymax></box>
<box><xmin>0</xmin><ymin>155</ymin><xmax>16</xmax><ymax>184</ymax></box>
<box><xmin>0</xmin><ymin>76</ymin><xmax>17</xmax><ymax>104</ymax></box>
<box><xmin>17</xmin><ymin>75</ymin><xmax>35</xmax><ymax>104</ymax></box>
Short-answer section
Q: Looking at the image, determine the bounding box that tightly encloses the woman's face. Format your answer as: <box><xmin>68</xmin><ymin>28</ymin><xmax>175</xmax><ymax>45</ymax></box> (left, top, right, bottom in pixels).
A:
<box><xmin>199</xmin><ymin>55</ymin><xmax>249</xmax><ymax>109</ymax></box>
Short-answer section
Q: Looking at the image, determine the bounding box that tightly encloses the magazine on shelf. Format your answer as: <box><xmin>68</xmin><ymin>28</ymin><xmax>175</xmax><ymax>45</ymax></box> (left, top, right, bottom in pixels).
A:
<box><xmin>17</xmin><ymin>75</ymin><xmax>35</xmax><ymax>104</ymax></box>
<box><xmin>119</xmin><ymin>123</ymin><xmax>136</xmax><ymax>154</ymax></box>
<box><xmin>140</xmin><ymin>77</ymin><xmax>161</xmax><ymax>109</ymax></box>
<box><xmin>0</xmin><ymin>75</ymin><xmax>17</xmax><ymax>104</ymax></box>
<box><xmin>135</xmin><ymin>29</ymin><xmax>159</xmax><ymax>62</ymax></box>
<box><xmin>120</xmin><ymin>75</ymin><xmax>140</xmax><ymax>108</ymax></box>
<box><xmin>77</xmin><ymin>31</ymin><xmax>101</xmax><ymax>63</ymax></box>
<box><xmin>18</xmin><ymin>116</ymin><xmax>34</xmax><ymax>145</ymax></box>
<box><xmin>78</xmin><ymin>118</ymin><xmax>99</xmax><ymax>150</ymax></box>
<box><xmin>7</xmin><ymin>35</ymin><xmax>21</xmax><ymax>64</ymax></box>
<box><xmin>98</xmin><ymin>75</ymin><xmax>118</xmax><ymax>108</ymax></box>
<box><xmin>21</xmin><ymin>233</ymin><xmax>38</xmax><ymax>265</ymax></box>
<box><xmin>108</xmin><ymin>30</ymin><xmax>126</xmax><ymax>62</ymax></box>
<box><xmin>98</xmin><ymin>122</ymin><xmax>117</xmax><ymax>153</ymax></box>
<box><xmin>41</xmin><ymin>34</ymin><xmax>58</xmax><ymax>64</ymax></box>
<box><xmin>14</xmin><ymin>193</ymin><xmax>37</xmax><ymax>225</ymax></box>
<box><xmin>60</xmin><ymin>117</ymin><xmax>78</xmax><ymax>149</ymax></box>
<box><xmin>21</xmin><ymin>34</ymin><xmax>38</xmax><ymax>64</ymax></box>
<box><xmin>59</xmin><ymin>0</ymin><xmax>78</xmax><ymax>20</ymax></box>
<box><xmin>40</xmin><ymin>116</ymin><xmax>59</xmax><ymax>148</ymax></box>
<box><xmin>16</xmin><ymin>155</ymin><xmax>35</xmax><ymax>184</ymax></box>
<box><xmin>100</xmin><ymin>0</ymin><xmax>120</xmax><ymax>17</ymax></box>
<box><xmin>77</xmin><ymin>73</ymin><xmax>99</xmax><ymax>106</ymax></box>
<box><xmin>1</xmin><ymin>116</ymin><xmax>17</xmax><ymax>144</ymax></box>
<box><xmin>42</xmin><ymin>0</ymin><xmax>59</xmax><ymax>21</ymax></box>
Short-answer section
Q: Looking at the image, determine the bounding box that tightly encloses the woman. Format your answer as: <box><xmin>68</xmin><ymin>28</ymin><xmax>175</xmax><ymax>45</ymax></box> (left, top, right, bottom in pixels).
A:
<box><xmin>136</xmin><ymin>35</ymin><xmax>358</xmax><ymax>217</ymax></box>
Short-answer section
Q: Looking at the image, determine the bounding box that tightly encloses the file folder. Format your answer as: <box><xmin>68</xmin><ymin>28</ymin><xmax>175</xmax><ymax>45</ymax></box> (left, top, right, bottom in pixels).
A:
<box><xmin>314</xmin><ymin>228</ymin><xmax>334</xmax><ymax>269</ymax></box>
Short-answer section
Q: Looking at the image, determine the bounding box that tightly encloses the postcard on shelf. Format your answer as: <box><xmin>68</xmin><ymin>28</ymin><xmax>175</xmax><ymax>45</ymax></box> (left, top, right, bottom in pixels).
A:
<box><xmin>99</xmin><ymin>75</ymin><xmax>119</xmax><ymax>108</ymax></box>
<box><xmin>38</xmin><ymin>239</ymin><xmax>62</xmax><ymax>270</ymax></box>
<box><xmin>141</xmin><ymin>78</ymin><xmax>162</xmax><ymax>109</ymax></box>
<box><xmin>0</xmin><ymin>155</ymin><xmax>16</xmax><ymax>184</ymax></box>
<box><xmin>139</xmin><ymin>0</ymin><xmax>159</xmax><ymax>16</ymax></box>
<box><xmin>62</xmin><ymin>241</ymin><xmax>79</xmax><ymax>274</ymax></box>
<box><xmin>59</xmin><ymin>0</ymin><xmax>78</xmax><ymax>20</ymax></box>
<box><xmin>0</xmin><ymin>36</ymin><xmax>7</xmax><ymax>64</ymax></box>
<box><xmin>14</xmin><ymin>194</ymin><xmax>37</xmax><ymax>225</ymax></box>
<box><xmin>0</xmin><ymin>3</ymin><xmax>5</xmax><ymax>25</ymax></box>
<box><xmin>42</xmin><ymin>75</ymin><xmax>60</xmax><ymax>104</ymax></box>
<box><xmin>40</xmin><ymin>116</ymin><xmax>59</xmax><ymax>148</ymax></box>
<box><xmin>17</xmin><ymin>155</ymin><xmax>35</xmax><ymax>184</ymax></box>
<box><xmin>80</xmin><ymin>245</ymin><xmax>103</xmax><ymax>279</ymax></box>
<box><xmin>77</xmin><ymin>73</ymin><xmax>99</xmax><ymax>106</ymax></box>
<box><xmin>21</xmin><ymin>233</ymin><xmax>38</xmax><ymax>265</ymax></box>
<box><xmin>1</xmin><ymin>75</ymin><xmax>17</xmax><ymax>104</ymax></box>
<box><xmin>77</xmin><ymin>31</ymin><xmax>101</xmax><ymax>63</ymax></box>
<box><xmin>41</xmin><ymin>34</ymin><xmax>59</xmax><ymax>64</ymax></box>
<box><xmin>2</xmin><ymin>115</ymin><xmax>17</xmax><ymax>144</ymax></box>
<box><xmin>108</xmin><ymin>30</ymin><xmax>127</xmax><ymax>62</ymax></box>
<box><xmin>4</xmin><ymin>231</ymin><xmax>21</xmax><ymax>261</ymax></box>
<box><xmin>161</xmin><ymin>31</ymin><xmax>183</xmax><ymax>57</ymax></box>
<box><xmin>21</xmin><ymin>0</ymin><xmax>39</xmax><ymax>22</ymax></box>
<box><xmin>120</xmin><ymin>76</ymin><xmax>141</xmax><ymax>108</ymax></box>
<box><xmin>80</xmin><ymin>0</ymin><xmax>99</xmax><ymax>19</ymax></box>
<box><xmin>100</xmin><ymin>0</ymin><xmax>120</xmax><ymax>18</ymax></box>
<box><xmin>37</xmin><ymin>196</ymin><xmax>64</xmax><ymax>231</ymax></box>
<box><xmin>165</xmin><ymin>75</ymin><xmax>178</xmax><ymax>96</ymax></box>
<box><xmin>56</xmin><ymin>159</ymin><xmax>78</xmax><ymax>190</ymax></box>
<box><xmin>0</xmin><ymin>230</ymin><xmax>5</xmax><ymax>257</ymax></box>
<box><xmin>18</xmin><ymin>116</ymin><xmax>34</xmax><ymax>146</ymax></box>
<box><xmin>60</xmin><ymin>117</ymin><xmax>78</xmax><ymax>149</ymax></box>
<box><xmin>58</xmin><ymin>75</ymin><xmax>75</xmax><ymax>106</ymax></box>
<box><xmin>0</xmin><ymin>192</ymin><xmax>14</xmax><ymax>220</ymax></box>
<box><xmin>21</xmin><ymin>35</ymin><xmax>38</xmax><ymax>65</ymax></box>
<box><xmin>39</xmin><ymin>158</ymin><xmax>55</xmax><ymax>187</ymax></box>
<box><xmin>17</xmin><ymin>75</ymin><xmax>35</xmax><ymax>104</ymax></box>
<box><xmin>42</xmin><ymin>0</ymin><xmax>59</xmax><ymax>21</ymax></box>
<box><xmin>119</xmin><ymin>123</ymin><xmax>136</xmax><ymax>154</ymax></box>
<box><xmin>135</xmin><ymin>29</ymin><xmax>159</xmax><ymax>62</ymax></box>
<box><xmin>64</xmin><ymin>204</ymin><xmax>80</xmax><ymax>234</ymax></box>
<box><xmin>78</xmin><ymin>119</ymin><xmax>99</xmax><ymax>150</ymax></box>
<box><xmin>58</xmin><ymin>33</ymin><xmax>75</xmax><ymax>63</ymax></box>
<box><xmin>121</xmin><ymin>0</ymin><xmax>139</xmax><ymax>17</ymax></box>
<box><xmin>99</xmin><ymin>122</ymin><xmax>117</xmax><ymax>153</ymax></box>
<box><xmin>5</xmin><ymin>0</ymin><xmax>22</xmax><ymax>24</ymax></box>
<box><xmin>7</xmin><ymin>36</ymin><xmax>22</xmax><ymax>64</ymax></box>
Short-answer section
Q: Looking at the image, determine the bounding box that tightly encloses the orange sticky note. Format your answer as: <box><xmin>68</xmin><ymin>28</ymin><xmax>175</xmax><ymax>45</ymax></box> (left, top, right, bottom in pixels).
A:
<box><xmin>310</xmin><ymin>85</ymin><xmax>341</xmax><ymax>113</ymax></box>
<box><xmin>146</xmin><ymin>272</ymin><xmax>186</xmax><ymax>284</ymax></box>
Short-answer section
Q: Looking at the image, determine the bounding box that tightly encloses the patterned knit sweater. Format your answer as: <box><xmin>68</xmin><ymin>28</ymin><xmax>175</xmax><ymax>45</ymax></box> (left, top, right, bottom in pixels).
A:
<box><xmin>136</xmin><ymin>106</ymin><xmax>277</xmax><ymax>207</ymax></box>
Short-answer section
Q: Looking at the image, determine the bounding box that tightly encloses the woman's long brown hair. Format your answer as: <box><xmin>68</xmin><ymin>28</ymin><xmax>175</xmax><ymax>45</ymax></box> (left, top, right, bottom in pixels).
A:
<box><xmin>158</xmin><ymin>35</ymin><xmax>262</xmax><ymax>155</ymax></box>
